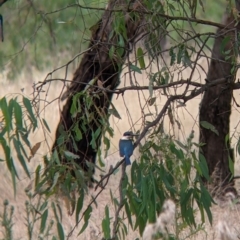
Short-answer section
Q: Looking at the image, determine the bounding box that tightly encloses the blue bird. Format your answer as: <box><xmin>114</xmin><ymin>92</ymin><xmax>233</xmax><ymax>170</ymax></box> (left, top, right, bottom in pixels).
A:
<box><xmin>119</xmin><ymin>131</ymin><xmax>137</xmax><ymax>165</ymax></box>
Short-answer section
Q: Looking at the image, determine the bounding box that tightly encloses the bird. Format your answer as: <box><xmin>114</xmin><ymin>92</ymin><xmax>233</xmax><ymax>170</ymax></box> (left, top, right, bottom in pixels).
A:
<box><xmin>119</xmin><ymin>131</ymin><xmax>137</xmax><ymax>165</ymax></box>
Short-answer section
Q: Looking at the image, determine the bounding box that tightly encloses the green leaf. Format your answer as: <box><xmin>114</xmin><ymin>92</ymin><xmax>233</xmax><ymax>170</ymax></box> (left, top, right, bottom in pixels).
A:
<box><xmin>116</xmin><ymin>34</ymin><xmax>125</xmax><ymax>57</ymax></box>
<box><xmin>199</xmin><ymin>153</ymin><xmax>209</xmax><ymax>180</ymax></box>
<box><xmin>0</xmin><ymin>97</ymin><xmax>12</xmax><ymax>132</ymax></box>
<box><xmin>42</xmin><ymin>118</ymin><xmax>51</xmax><ymax>133</ymax></box>
<box><xmin>23</xmin><ymin>97</ymin><xmax>37</xmax><ymax>131</ymax></box>
<box><xmin>108</xmin><ymin>106</ymin><xmax>121</xmax><ymax>119</ymax></box>
<box><xmin>56</xmin><ymin>203</ymin><xmax>63</xmax><ymax>222</ymax></box>
<box><xmin>70</xmin><ymin>92</ymin><xmax>81</xmax><ymax>115</ymax></box>
<box><xmin>13</xmin><ymin>100</ymin><xmax>23</xmax><ymax>129</ymax></box>
<box><xmin>76</xmin><ymin>189</ymin><xmax>84</xmax><ymax>223</ymax></box>
<box><xmin>109</xmin><ymin>45</ymin><xmax>115</xmax><ymax>59</ymax></box>
<box><xmin>49</xmin><ymin>172</ymin><xmax>60</xmax><ymax>191</ymax></box>
<box><xmin>125</xmin><ymin>202</ymin><xmax>133</xmax><ymax>228</ymax></box>
<box><xmin>130</xmin><ymin>64</ymin><xmax>142</xmax><ymax>74</ymax></box>
<box><xmin>177</xmin><ymin>44</ymin><xmax>184</xmax><ymax>64</ymax></box>
<box><xmin>40</xmin><ymin>209</ymin><xmax>48</xmax><ymax>233</ymax></box>
<box><xmin>225</xmin><ymin>133</ymin><xmax>230</xmax><ymax>147</ymax></box>
<box><xmin>169</xmin><ymin>47</ymin><xmax>176</xmax><ymax>66</ymax></box>
<box><xmin>103</xmin><ymin>136</ymin><xmax>110</xmax><ymax>151</ymax></box>
<box><xmin>102</xmin><ymin>206</ymin><xmax>111</xmax><ymax>239</ymax></box>
<box><xmin>0</xmin><ymin>135</ymin><xmax>18</xmax><ymax>195</ymax></box>
<box><xmin>13</xmin><ymin>138</ymin><xmax>30</xmax><ymax>178</ymax></box>
<box><xmin>137</xmin><ymin>47</ymin><xmax>145</xmax><ymax>69</ymax></box>
<box><xmin>52</xmin><ymin>202</ymin><xmax>60</xmax><ymax>223</ymax></box>
<box><xmin>64</xmin><ymin>151</ymin><xmax>79</xmax><ymax>159</ymax></box>
<box><xmin>40</xmin><ymin>201</ymin><xmax>48</xmax><ymax>212</ymax></box>
<box><xmin>78</xmin><ymin>206</ymin><xmax>92</xmax><ymax>235</ymax></box>
<box><xmin>20</xmin><ymin>131</ymin><xmax>31</xmax><ymax>149</ymax></box>
<box><xmin>73</xmin><ymin>124</ymin><xmax>82</xmax><ymax>141</ymax></box>
<box><xmin>200</xmin><ymin>185</ymin><xmax>213</xmax><ymax>225</ymax></box>
<box><xmin>200</xmin><ymin>121</ymin><xmax>219</xmax><ymax>136</ymax></box>
<box><xmin>57</xmin><ymin>222</ymin><xmax>65</xmax><ymax>240</ymax></box>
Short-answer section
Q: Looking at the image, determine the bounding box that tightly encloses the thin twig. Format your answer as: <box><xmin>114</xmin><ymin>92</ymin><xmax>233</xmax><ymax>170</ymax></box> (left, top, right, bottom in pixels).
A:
<box><xmin>44</xmin><ymin>3</ymin><xmax>227</xmax><ymax>30</ymax></box>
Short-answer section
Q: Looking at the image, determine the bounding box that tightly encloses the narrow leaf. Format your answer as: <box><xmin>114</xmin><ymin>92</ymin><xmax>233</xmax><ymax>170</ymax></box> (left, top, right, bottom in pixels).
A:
<box><xmin>57</xmin><ymin>222</ymin><xmax>65</xmax><ymax>240</ymax></box>
<box><xmin>199</xmin><ymin>153</ymin><xmax>209</xmax><ymax>180</ymax></box>
<box><xmin>23</xmin><ymin>96</ymin><xmax>37</xmax><ymax>130</ymax></box>
<box><xmin>108</xmin><ymin>107</ymin><xmax>121</xmax><ymax>119</ymax></box>
<box><xmin>102</xmin><ymin>206</ymin><xmax>111</xmax><ymax>239</ymax></box>
<box><xmin>76</xmin><ymin>189</ymin><xmax>84</xmax><ymax>223</ymax></box>
<box><xmin>40</xmin><ymin>209</ymin><xmax>48</xmax><ymax>233</ymax></box>
<box><xmin>42</xmin><ymin>118</ymin><xmax>51</xmax><ymax>133</ymax></box>
<box><xmin>0</xmin><ymin>97</ymin><xmax>11</xmax><ymax>132</ymax></box>
<box><xmin>49</xmin><ymin>172</ymin><xmax>60</xmax><ymax>191</ymax></box>
<box><xmin>13</xmin><ymin>100</ymin><xmax>23</xmax><ymax>129</ymax></box>
<box><xmin>137</xmin><ymin>47</ymin><xmax>145</xmax><ymax>69</ymax></box>
<box><xmin>200</xmin><ymin>121</ymin><xmax>219</xmax><ymax>136</ymax></box>
<box><xmin>78</xmin><ymin>206</ymin><xmax>92</xmax><ymax>235</ymax></box>
<box><xmin>13</xmin><ymin>138</ymin><xmax>30</xmax><ymax>178</ymax></box>
<box><xmin>130</xmin><ymin>64</ymin><xmax>142</xmax><ymax>74</ymax></box>
<box><xmin>64</xmin><ymin>151</ymin><xmax>79</xmax><ymax>159</ymax></box>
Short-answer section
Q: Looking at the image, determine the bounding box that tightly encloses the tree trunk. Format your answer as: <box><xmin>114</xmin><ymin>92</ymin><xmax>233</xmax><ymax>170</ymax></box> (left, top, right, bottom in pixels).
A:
<box><xmin>199</xmin><ymin>1</ymin><xmax>240</xmax><ymax>195</ymax></box>
<box><xmin>52</xmin><ymin>0</ymin><xmax>144</xmax><ymax>183</ymax></box>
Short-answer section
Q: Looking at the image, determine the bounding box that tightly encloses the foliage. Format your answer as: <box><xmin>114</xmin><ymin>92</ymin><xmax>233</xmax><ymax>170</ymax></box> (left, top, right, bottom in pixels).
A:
<box><xmin>0</xmin><ymin>93</ymin><xmax>213</xmax><ymax>239</ymax></box>
<box><xmin>121</xmin><ymin>132</ymin><xmax>213</xmax><ymax>239</ymax></box>
<box><xmin>0</xmin><ymin>95</ymin><xmax>38</xmax><ymax>195</ymax></box>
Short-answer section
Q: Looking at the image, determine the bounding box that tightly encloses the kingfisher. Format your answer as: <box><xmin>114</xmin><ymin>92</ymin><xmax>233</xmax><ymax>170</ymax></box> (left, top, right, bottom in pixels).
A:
<box><xmin>119</xmin><ymin>131</ymin><xmax>137</xmax><ymax>165</ymax></box>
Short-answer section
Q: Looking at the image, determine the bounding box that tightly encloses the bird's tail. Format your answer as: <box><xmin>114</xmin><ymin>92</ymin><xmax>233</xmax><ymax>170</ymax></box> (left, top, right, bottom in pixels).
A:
<box><xmin>125</xmin><ymin>156</ymin><xmax>131</xmax><ymax>166</ymax></box>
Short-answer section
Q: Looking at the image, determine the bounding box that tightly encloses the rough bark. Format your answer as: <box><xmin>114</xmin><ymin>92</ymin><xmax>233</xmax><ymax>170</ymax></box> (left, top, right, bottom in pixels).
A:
<box><xmin>52</xmin><ymin>0</ymin><xmax>145</xmax><ymax>183</ymax></box>
<box><xmin>199</xmin><ymin>2</ymin><xmax>240</xmax><ymax>195</ymax></box>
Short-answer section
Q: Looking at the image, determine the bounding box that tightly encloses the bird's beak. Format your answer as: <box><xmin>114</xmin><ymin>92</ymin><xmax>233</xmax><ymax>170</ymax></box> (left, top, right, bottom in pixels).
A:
<box><xmin>130</xmin><ymin>133</ymin><xmax>139</xmax><ymax>138</ymax></box>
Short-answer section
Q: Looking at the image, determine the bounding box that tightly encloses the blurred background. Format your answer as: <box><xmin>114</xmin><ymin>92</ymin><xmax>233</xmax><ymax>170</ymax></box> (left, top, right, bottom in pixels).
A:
<box><xmin>1</xmin><ymin>0</ymin><xmax>239</xmax><ymax>239</ymax></box>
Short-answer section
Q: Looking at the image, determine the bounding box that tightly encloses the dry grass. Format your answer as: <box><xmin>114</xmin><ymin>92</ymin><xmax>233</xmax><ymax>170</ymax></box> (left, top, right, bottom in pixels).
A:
<box><xmin>0</xmin><ymin>57</ymin><xmax>240</xmax><ymax>239</ymax></box>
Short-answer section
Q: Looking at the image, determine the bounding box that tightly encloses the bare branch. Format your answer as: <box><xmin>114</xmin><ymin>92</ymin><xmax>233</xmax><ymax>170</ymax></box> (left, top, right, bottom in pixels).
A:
<box><xmin>44</xmin><ymin>3</ymin><xmax>227</xmax><ymax>30</ymax></box>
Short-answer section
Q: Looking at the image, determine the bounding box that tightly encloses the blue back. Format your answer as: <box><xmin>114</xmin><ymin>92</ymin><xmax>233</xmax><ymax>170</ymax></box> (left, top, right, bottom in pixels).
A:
<box><xmin>119</xmin><ymin>139</ymin><xmax>134</xmax><ymax>157</ymax></box>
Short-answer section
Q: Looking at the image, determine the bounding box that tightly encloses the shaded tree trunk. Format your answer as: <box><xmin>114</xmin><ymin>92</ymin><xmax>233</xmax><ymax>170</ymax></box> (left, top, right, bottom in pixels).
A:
<box><xmin>199</xmin><ymin>1</ymin><xmax>240</xmax><ymax>195</ymax></box>
<box><xmin>52</xmin><ymin>0</ymin><xmax>145</xmax><ymax>183</ymax></box>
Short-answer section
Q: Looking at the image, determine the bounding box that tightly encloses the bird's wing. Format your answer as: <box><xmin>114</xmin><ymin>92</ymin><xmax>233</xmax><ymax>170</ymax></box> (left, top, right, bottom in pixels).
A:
<box><xmin>119</xmin><ymin>140</ymin><xmax>125</xmax><ymax>157</ymax></box>
<box><xmin>122</xmin><ymin>140</ymin><xmax>134</xmax><ymax>157</ymax></box>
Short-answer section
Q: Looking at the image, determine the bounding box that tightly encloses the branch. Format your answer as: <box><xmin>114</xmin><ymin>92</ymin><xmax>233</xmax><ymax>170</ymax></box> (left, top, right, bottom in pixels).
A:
<box><xmin>94</xmin><ymin>159</ymin><xmax>124</xmax><ymax>191</ymax></box>
<box><xmin>134</xmin><ymin>76</ymin><xmax>234</xmax><ymax>147</ymax></box>
<box><xmin>43</xmin><ymin>3</ymin><xmax>227</xmax><ymax>30</ymax></box>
